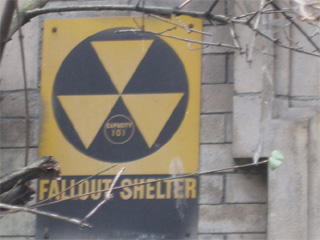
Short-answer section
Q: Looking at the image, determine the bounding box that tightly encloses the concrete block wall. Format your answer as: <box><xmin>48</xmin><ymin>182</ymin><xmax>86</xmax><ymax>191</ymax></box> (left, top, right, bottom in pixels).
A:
<box><xmin>0</xmin><ymin>0</ymin><xmax>268</xmax><ymax>239</ymax></box>
<box><xmin>231</xmin><ymin>1</ymin><xmax>320</xmax><ymax>239</ymax></box>
<box><xmin>198</xmin><ymin>1</ymin><xmax>267</xmax><ymax>239</ymax></box>
<box><xmin>199</xmin><ymin>47</ymin><xmax>267</xmax><ymax>238</ymax></box>
<box><xmin>0</xmin><ymin>0</ymin><xmax>41</xmax><ymax>238</ymax></box>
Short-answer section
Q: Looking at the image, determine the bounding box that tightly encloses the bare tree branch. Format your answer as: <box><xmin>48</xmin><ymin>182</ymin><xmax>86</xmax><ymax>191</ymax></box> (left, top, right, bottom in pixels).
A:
<box><xmin>229</xmin><ymin>24</ymin><xmax>243</xmax><ymax>52</ymax></box>
<box><xmin>0</xmin><ymin>0</ymin><xmax>15</xmax><ymax>62</ymax></box>
<box><xmin>115</xmin><ymin>28</ymin><xmax>239</xmax><ymax>50</ymax></box>
<box><xmin>32</xmin><ymin>160</ymin><xmax>269</xmax><ymax>209</ymax></box>
<box><xmin>0</xmin><ymin>182</ymin><xmax>35</xmax><ymax>206</ymax></box>
<box><xmin>178</xmin><ymin>0</ymin><xmax>193</xmax><ymax>10</ymax></box>
<box><xmin>81</xmin><ymin>168</ymin><xmax>125</xmax><ymax>225</ymax></box>
<box><xmin>0</xmin><ymin>156</ymin><xmax>60</xmax><ymax>194</ymax></box>
<box><xmin>0</xmin><ymin>203</ymin><xmax>91</xmax><ymax>228</ymax></box>
<box><xmin>271</xmin><ymin>1</ymin><xmax>320</xmax><ymax>53</ymax></box>
<box><xmin>243</xmin><ymin>21</ymin><xmax>320</xmax><ymax>57</ymax></box>
<box><xmin>1</xmin><ymin>3</ymin><xmax>318</xmax><ymax>58</ymax></box>
<box><xmin>36</xmin><ymin>164</ymin><xmax>118</xmax><ymax>206</ymax></box>
<box><xmin>13</xmin><ymin>0</ymin><xmax>30</xmax><ymax>167</ymax></box>
<box><xmin>203</xmin><ymin>0</ymin><xmax>220</xmax><ymax>18</ymax></box>
<box><xmin>149</xmin><ymin>14</ymin><xmax>212</xmax><ymax>36</ymax></box>
<box><xmin>247</xmin><ymin>0</ymin><xmax>267</xmax><ymax>63</ymax></box>
<box><xmin>6</xmin><ymin>0</ymin><xmax>49</xmax><ymax>42</ymax></box>
<box><xmin>20</xmin><ymin>5</ymin><xmax>229</xmax><ymax>31</ymax></box>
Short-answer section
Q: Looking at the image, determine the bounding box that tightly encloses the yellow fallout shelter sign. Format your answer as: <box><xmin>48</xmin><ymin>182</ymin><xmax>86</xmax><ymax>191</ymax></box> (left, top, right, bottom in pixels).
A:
<box><xmin>39</xmin><ymin>17</ymin><xmax>201</xmax><ymax>176</ymax></box>
<box><xmin>38</xmin><ymin>17</ymin><xmax>201</xmax><ymax>239</ymax></box>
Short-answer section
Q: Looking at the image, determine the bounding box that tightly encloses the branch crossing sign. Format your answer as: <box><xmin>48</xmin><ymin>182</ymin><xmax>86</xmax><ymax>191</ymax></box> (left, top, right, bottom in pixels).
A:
<box><xmin>37</xmin><ymin>17</ymin><xmax>201</xmax><ymax>239</ymax></box>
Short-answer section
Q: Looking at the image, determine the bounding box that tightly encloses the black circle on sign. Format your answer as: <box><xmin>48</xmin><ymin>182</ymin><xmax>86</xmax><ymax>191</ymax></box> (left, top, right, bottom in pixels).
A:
<box><xmin>104</xmin><ymin>115</ymin><xmax>135</xmax><ymax>144</ymax></box>
<box><xmin>52</xmin><ymin>28</ymin><xmax>188</xmax><ymax>163</ymax></box>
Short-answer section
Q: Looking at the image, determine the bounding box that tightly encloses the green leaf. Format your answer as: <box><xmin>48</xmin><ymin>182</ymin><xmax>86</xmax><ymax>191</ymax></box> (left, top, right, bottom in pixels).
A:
<box><xmin>269</xmin><ymin>150</ymin><xmax>284</xmax><ymax>170</ymax></box>
<box><xmin>271</xmin><ymin>150</ymin><xmax>284</xmax><ymax>161</ymax></box>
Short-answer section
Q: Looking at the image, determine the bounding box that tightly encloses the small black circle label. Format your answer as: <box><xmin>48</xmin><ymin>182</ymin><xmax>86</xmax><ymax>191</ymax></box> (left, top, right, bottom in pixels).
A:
<box><xmin>104</xmin><ymin>115</ymin><xmax>135</xmax><ymax>144</ymax></box>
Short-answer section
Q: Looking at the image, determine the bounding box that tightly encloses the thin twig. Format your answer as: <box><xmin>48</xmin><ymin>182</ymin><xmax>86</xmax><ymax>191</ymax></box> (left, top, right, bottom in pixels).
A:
<box><xmin>141</xmin><ymin>0</ymin><xmax>145</xmax><ymax>31</ymax></box>
<box><xmin>178</xmin><ymin>0</ymin><xmax>193</xmax><ymax>9</ymax></box>
<box><xmin>0</xmin><ymin>203</ymin><xmax>91</xmax><ymax>228</ymax></box>
<box><xmin>14</xmin><ymin>0</ymin><xmax>30</xmax><ymax>167</ymax></box>
<box><xmin>229</xmin><ymin>23</ymin><xmax>243</xmax><ymax>52</ymax></box>
<box><xmin>205</xmin><ymin>0</ymin><xmax>220</xmax><ymax>16</ymax></box>
<box><xmin>81</xmin><ymin>168</ymin><xmax>125</xmax><ymax>225</ymax></box>
<box><xmin>310</xmin><ymin>30</ymin><xmax>320</xmax><ymax>38</ymax></box>
<box><xmin>115</xmin><ymin>29</ymin><xmax>239</xmax><ymax>50</ymax></box>
<box><xmin>271</xmin><ymin>1</ymin><xmax>320</xmax><ymax>53</ymax></box>
<box><xmin>149</xmin><ymin>14</ymin><xmax>212</xmax><ymax>36</ymax></box>
<box><xmin>282</xmin><ymin>27</ymin><xmax>292</xmax><ymax>44</ymax></box>
<box><xmin>187</xmin><ymin>42</ymin><xmax>210</xmax><ymax>51</ymax></box>
<box><xmin>246</xmin><ymin>11</ymin><xmax>259</xmax><ymax>25</ymax></box>
<box><xmin>234</xmin><ymin>8</ymin><xmax>294</xmax><ymax>20</ymax></box>
<box><xmin>24</xmin><ymin>5</ymin><xmax>229</xmax><ymax>25</ymax></box>
<box><xmin>247</xmin><ymin>0</ymin><xmax>267</xmax><ymax>63</ymax></box>
<box><xmin>175</xmin><ymin>15</ymin><xmax>191</xmax><ymax>33</ymax></box>
<box><xmin>33</xmin><ymin>160</ymin><xmax>269</xmax><ymax>208</ymax></box>
<box><xmin>4</xmin><ymin>4</ymin><xmax>318</xmax><ymax>58</ymax></box>
<box><xmin>243</xmin><ymin>22</ymin><xmax>320</xmax><ymax>57</ymax></box>
<box><xmin>254</xmin><ymin>47</ymin><xmax>276</xmax><ymax>57</ymax></box>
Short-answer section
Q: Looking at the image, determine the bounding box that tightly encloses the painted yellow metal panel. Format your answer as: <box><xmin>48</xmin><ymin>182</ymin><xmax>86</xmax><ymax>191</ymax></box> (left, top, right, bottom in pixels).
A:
<box><xmin>39</xmin><ymin>17</ymin><xmax>202</xmax><ymax>176</ymax></box>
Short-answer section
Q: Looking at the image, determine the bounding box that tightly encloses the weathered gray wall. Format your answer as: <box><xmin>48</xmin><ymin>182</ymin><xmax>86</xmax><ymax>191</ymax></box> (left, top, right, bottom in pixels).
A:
<box><xmin>232</xmin><ymin>1</ymin><xmax>320</xmax><ymax>240</ymax></box>
<box><xmin>1</xmin><ymin>0</ymin><xmax>318</xmax><ymax>239</ymax></box>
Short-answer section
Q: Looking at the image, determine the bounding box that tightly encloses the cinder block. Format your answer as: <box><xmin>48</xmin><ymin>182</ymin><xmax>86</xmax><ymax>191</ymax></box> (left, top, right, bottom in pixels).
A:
<box><xmin>0</xmin><ymin>212</ymin><xmax>36</xmax><ymax>236</ymax></box>
<box><xmin>225</xmin><ymin>233</ymin><xmax>266</xmax><ymax>240</ymax></box>
<box><xmin>200</xmin><ymin>144</ymin><xmax>234</xmax><ymax>172</ymax></box>
<box><xmin>201</xmin><ymin>84</ymin><xmax>233</xmax><ymax>113</ymax></box>
<box><xmin>0</xmin><ymin>90</ymin><xmax>40</xmax><ymax>118</ymax></box>
<box><xmin>198</xmin><ymin>204</ymin><xmax>267</xmax><ymax>233</ymax></box>
<box><xmin>185</xmin><ymin>0</ymin><xmax>225</xmax><ymax>14</ymax></box>
<box><xmin>291</xmin><ymin>52</ymin><xmax>320</xmax><ymax>97</ymax></box>
<box><xmin>202</xmin><ymin>55</ymin><xmax>226</xmax><ymax>84</ymax></box>
<box><xmin>0</xmin><ymin>148</ymin><xmax>38</xmax><ymax>177</ymax></box>
<box><xmin>232</xmin><ymin>23</ymin><xmax>264</xmax><ymax>94</ymax></box>
<box><xmin>0</xmin><ymin>119</ymin><xmax>39</xmax><ymax>147</ymax></box>
<box><xmin>198</xmin><ymin>234</ymin><xmax>225</xmax><ymax>240</ymax></box>
<box><xmin>200</xmin><ymin>115</ymin><xmax>225</xmax><ymax>143</ymax></box>
<box><xmin>225</xmin><ymin>173</ymin><xmax>267</xmax><ymax>203</ymax></box>
<box><xmin>0</xmin><ymin>17</ymin><xmax>39</xmax><ymax>91</ymax></box>
<box><xmin>233</xmin><ymin>95</ymin><xmax>261</xmax><ymax>158</ymax></box>
<box><xmin>199</xmin><ymin>175</ymin><xmax>224</xmax><ymax>204</ymax></box>
<box><xmin>202</xmin><ymin>25</ymin><xmax>234</xmax><ymax>54</ymax></box>
<box><xmin>234</xmin><ymin>53</ymin><xmax>263</xmax><ymax>93</ymax></box>
<box><xmin>291</xmin><ymin>22</ymin><xmax>320</xmax><ymax>97</ymax></box>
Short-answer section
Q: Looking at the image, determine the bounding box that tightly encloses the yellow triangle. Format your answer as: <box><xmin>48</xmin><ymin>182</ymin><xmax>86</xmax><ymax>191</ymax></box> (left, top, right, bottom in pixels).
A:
<box><xmin>58</xmin><ymin>95</ymin><xmax>119</xmax><ymax>149</ymax></box>
<box><xmin>122</xmin><ymin>93</ymin><xmax>184</xmax><ymax>148</ymax></box>
<box><xmin>91</xmin><ymin>40</ymin><xmax>154</xmax><ymax>94</ymax></box>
